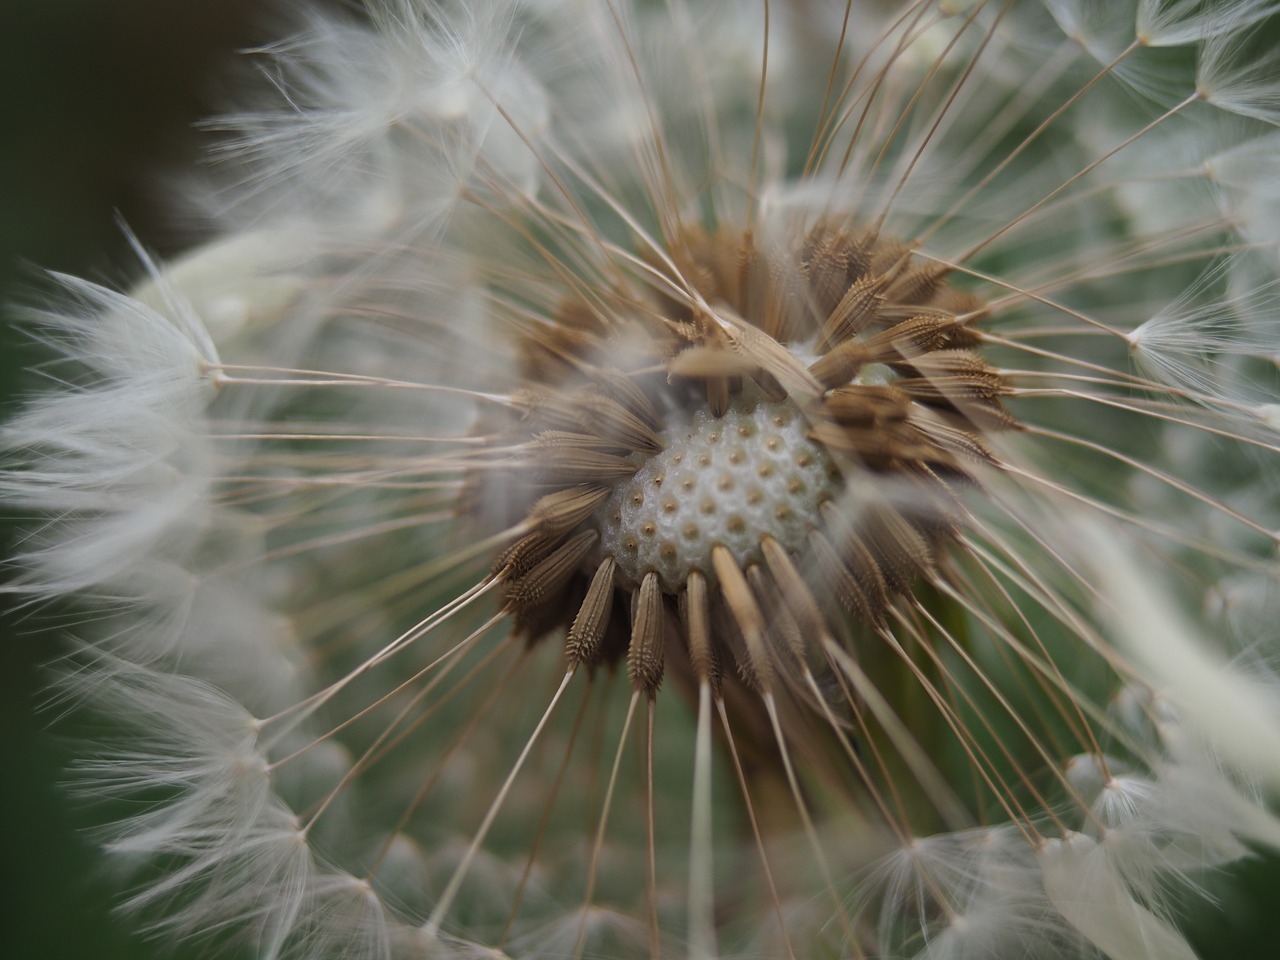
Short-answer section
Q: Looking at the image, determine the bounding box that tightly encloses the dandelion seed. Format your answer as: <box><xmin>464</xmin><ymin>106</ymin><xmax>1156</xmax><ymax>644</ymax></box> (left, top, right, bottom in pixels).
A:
<box><xmin>6</xmin><ymin>2</ymin><xmax>1280</xmax><ymax>959</ymax></box>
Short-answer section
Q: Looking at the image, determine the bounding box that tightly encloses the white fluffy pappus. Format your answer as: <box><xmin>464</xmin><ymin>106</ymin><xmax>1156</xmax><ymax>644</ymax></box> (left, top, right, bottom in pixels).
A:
<box><xmin>6</xmin><ymin>1</ymin><xmax>1280</xmax><ymax>959</ymax></box>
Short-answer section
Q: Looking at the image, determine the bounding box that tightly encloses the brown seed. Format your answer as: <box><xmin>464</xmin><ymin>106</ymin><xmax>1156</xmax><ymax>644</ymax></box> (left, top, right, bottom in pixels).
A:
<box><xmin>628</xmin><ymin>571</ymin><xmax>665</xmax><ymax>694</ymax></box>
<box><xmin>579</xmin><ymin>388</ymin><xmax>663</xmax><ymax>453</ymax></box>
<box><xmin>808</xmin><ymin>528</ymin><xmax>880</xmax><ymax>627</ymax></box>
<box><xmin>761</xmin><ymin>536</ymin><xmax>828</xmax><ymax>642</ymax></box>
<box><xmin>528</xmin><ymin>485</ymin><xmax>611</xmax><ymax>535</ymax></box>
<box><xmin>566</xmin><ymin>556</ymin><xmax>617</xmax><ymax>668</ymax></box>
<box><xmin>505</xmin><ymin>530</ymin><xmax>599</xmax><ymax>607</ymax></box>
<box><xmin>820</xmin><ymin>274</ymin><xmax>886</xmax><ymax>346</ymax></box>
<box><xmin>746</xmin><ymin>563</ymin><xmax>805</xmax><ymax>662</ymax></box>
<box><xmin>809</xmin><ymin>339</ymin><xmax>872</xmax><ymax>388</ymax></box>
<box><xmin>711</xmin><ymin>545</ymin><xmax>773</xmax><ymax>691</ymax></box>
<box><xmin>493</xmin><ymin>532</ymin><xmax>556</xmax><ymax>583</ymax></box>
<box><xmin>681</xmin><ymin>569</ymin><xmax>719</xmax><ymax>687</ymax></box>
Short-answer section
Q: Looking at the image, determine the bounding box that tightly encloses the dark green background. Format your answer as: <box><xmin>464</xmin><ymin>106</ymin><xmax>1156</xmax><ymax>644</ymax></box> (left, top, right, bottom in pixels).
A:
<box><xmin>1</xmin><ymin>3</ymin><xmax>1277</xmax><ymax>958</ymax></box>
<box><xmin>0</xmin><ymin>5</ymin><xmax>263</xmax><ymax>958</ymax></box>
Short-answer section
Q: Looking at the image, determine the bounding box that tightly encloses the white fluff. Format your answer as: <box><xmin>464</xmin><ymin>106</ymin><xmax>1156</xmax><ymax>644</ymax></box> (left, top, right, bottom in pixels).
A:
<box><xmin>1198</xmin><ymin>28</ymin><xmax>1280</xmax><ymax>124</ymax></box>
<box><xmin>1137</xmin><ymin>0</ymin><xmax>1280</xmax><ymax>45</ymax></box>
<box><xmin>1125</xmin><ymin>259</ymin><xmax>1280</xmax><ymax>404</ymax></box>
<box><xmin>67</xmin><ymin>660</ymin><xmax>314</xmax><ymax>954</ymax></box>
<box><xmin>3</xmin><ymin>278</ymin><xmax>219</xmax><ymax>596</ymax></box>
<box><xmin>206</xmin><ymin>0</ymin><xmax>548</xmax><ymax>225</ymax></box>
<box><xmin>1090</xmin><ymin>530</ymin><xmax>1280</xmax><ymax>789</ymax></box>
<box><xmin>1038</xmin><ymin>832</ymin><xmax>1197</xmax><ymax>960</ymax></box>
<box><xmin>131</xmin><ymin>228</ymin><xmax>313</xmax><ymax>346</ymax></box>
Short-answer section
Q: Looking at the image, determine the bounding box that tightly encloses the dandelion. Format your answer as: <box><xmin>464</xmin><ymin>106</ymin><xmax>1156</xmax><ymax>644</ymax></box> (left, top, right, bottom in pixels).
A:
<box><xmin>6</xmin><ymin>1</ymin><xmax>1280</xmax><ymax>958</ymax></box>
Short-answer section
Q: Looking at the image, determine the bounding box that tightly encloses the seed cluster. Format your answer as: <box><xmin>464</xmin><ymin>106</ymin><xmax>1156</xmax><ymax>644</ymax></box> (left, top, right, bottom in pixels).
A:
<box><xmin>472</xmin><ymin>224</ymin><xmax>1014</xmax><ymax>697</ymax></box>
<box><xmin>597</xmin><ymin>398</ymin><xmax>844</xmax><ymax>592</ymax></box>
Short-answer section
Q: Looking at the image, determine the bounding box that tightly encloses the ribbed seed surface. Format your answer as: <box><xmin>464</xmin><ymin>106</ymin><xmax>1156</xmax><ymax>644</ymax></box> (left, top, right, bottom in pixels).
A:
<box><xmin>598</xmin><ymin>399</ymin><xmax>843</xmax><ymax>591</ymax></box>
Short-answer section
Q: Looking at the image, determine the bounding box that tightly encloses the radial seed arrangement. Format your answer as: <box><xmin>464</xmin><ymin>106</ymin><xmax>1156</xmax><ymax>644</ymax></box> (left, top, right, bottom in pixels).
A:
<box><xmin>7</xmin><ymin>2</ymin><xmax>1280</xmax><ymax>959</ymax></box>
<box><xmin>482</xmin><ymin>224</ymin><xmax>1006</xmax><ymax>693</ymax></box>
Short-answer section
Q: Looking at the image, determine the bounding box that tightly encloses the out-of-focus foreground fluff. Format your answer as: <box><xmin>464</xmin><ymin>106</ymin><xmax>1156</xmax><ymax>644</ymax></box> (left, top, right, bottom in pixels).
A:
<box><xmin>6</xmin><ymin>1</ymin><xmax>1280</xmax><ymax>957</ymax></box>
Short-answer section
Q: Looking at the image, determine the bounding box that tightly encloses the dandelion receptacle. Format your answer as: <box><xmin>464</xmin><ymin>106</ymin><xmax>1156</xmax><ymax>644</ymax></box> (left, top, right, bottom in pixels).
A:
<box><xmin>5</xmin><ymin>1</ymin><xmax>1280</xmax><ymax>958</ymax></box>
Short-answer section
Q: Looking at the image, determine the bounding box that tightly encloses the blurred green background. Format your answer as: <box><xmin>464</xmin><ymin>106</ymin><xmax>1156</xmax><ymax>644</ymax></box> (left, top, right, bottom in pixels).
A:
<box><xmin>0</xmin><ymin>4</ymin><xmax>262</xmax><ymax>958</ymax></box>
<box><xmin>1</xmin><ymin>3</ymin><xmax>1278</xmax><ymax>958</ymax></box>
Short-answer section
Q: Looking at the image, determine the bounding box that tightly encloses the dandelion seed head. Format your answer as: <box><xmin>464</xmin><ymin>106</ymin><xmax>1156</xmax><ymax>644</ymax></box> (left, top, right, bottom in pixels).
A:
<box><xmin>466</xmin><ymin>220</ymin><xmax>1011</xmax><ymax>696</ymax></box>
<box><xmin>7</xmin><ymin>1</ymin><xmax>1280</xmax><ymax>957</ymax></box>
<box><xmin>592</xmin><ymin>396</ymin><xmax>844</xmax><ymax>591</ymax></box>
